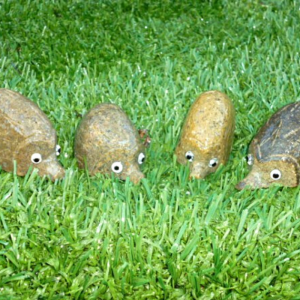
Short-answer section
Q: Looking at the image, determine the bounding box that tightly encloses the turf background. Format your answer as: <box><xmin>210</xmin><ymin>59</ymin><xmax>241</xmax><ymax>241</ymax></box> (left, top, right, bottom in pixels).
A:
<box><xmin>1</xmin><ymin>1</ymin><xmax>300</xmax><ymax>299</ymax></box>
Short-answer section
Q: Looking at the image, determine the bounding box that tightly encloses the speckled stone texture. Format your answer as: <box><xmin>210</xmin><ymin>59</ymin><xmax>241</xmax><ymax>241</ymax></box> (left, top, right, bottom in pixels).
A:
<box><xmin>237</xmin><ymin>102</ymin><xmax>300</xmax><ymax>189</ymax></box>
<box><xmin>175</xmin><ymin>90</ymin><xmax>235</xmax><ymax>179</ymax></box>
<box><xmin>75</xmin><ymin>103</ymin><xmax>146</xmax><ymax>184</ymax></box>
<box><xmin>0</xmin><ymin>88</ymin><xmax>65</xmax><ymax>180</ymax></box>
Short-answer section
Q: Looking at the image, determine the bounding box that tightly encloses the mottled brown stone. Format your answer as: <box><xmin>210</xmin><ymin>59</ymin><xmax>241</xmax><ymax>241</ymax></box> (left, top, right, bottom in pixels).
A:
<box><xmin>74</xmin><ymin>103</ymin><xmax>146</xmax><ymax>184</ymax></box>
<box><xmin>0</xmin><ymin>88</ymin><xmax>65</xmax><ymax>180</ymax></box>
<box><xmin>175</xmin><ymin>90</ymin><xmax>235</xmax><ymax>179</ymax></box>
<box><xmin>236</xmin><ymin>102</ymin><xmax>300</xmax><ymax>189</ymax></box>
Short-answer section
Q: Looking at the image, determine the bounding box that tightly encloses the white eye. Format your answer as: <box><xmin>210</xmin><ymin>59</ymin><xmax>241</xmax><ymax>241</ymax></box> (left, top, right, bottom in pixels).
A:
<box><xmin>209</xmin><ymin>158</ymin><xmax>218</xmax><ymax>168</ymax></box>
<box><xmin>246</xmin><ymin>154</ymin><xmax>254</xmax><ymax>166</ymax></box>
<box><xmin>185</xmin><ymin>151</ymin><xmax>194</xmax><ymax>162</ymax></box>
<box><xmin>111</xmin><ymin>162</ymin><xmax>123</xmax><ymax>174</ymax></box>
<box><xmin>270</xmin><ymin>169</ymin><xmax>281</xmax><ymax>180</ymax></box>
<box><xmin>31</xmin><ymin>153</ymin><xmax>42</xmax><ymax>164</ymax></box>
<box><xmin>138</xmin><ymin>153</ymin><xmax>145</xmax><ymax>165</ymax></box>
<box><xmin>56</xmin><ymin>145</ymin><xmax>61</xmax><ymax>156</ymax></box>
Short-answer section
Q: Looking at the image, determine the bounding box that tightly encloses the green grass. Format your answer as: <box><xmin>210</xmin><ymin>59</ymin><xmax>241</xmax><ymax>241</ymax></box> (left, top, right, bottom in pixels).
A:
<box><xmin>1</xmin><ymin>0</ymin><xmax>300</xmax><ymax>299</ymax></box>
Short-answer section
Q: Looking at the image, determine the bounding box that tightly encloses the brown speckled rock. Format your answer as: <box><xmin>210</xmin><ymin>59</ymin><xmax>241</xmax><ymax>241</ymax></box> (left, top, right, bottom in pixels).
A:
<box><xmin>74</xmin><ymin>103</ymin><xmax>146</xmax><ymax>184</ymax></box>
<box><xmin>0</xmin><ymin>88</ymin><xmax>65</xmax><ymax>180</ymax></box>
<box><xmin>175</xmin><ymin>90</ymin><xmax>235</xmax><ymax>179</ymax></box>
<box><xmin>236</xmin><ymin>102</ymin><xmax>300</xmax><ymax>190</ymax></box>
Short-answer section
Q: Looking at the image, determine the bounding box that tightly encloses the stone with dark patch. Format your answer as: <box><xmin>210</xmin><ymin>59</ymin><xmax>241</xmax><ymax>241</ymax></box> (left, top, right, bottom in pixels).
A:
<box><xmin>236</xmin><ymin>102</ymin><xmax>300</xmax><ymax>189</ymax></box>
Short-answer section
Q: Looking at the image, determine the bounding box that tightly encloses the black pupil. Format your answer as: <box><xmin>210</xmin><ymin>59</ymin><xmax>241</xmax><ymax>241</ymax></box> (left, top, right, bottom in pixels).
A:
<box><xmin>186</xmin><ymin>155</ymin><xmax>192</xmax><ymax>160</ymax></box>
<box><xmin>211</xmin><ymin>162</ymin><xmax>217</xmax><ymax>167</ymax></box>
<box><xmin>57</xmin><ymin>148</ymin><xmax>61</xmax><ymax>153</ymax></box>
<box><xmin>273</xmin><ymin>173</ymin><xmax>279</xmax><ymax>179</ymax></box>
<box><xmin>141</xmin><ymin>157</ymin><xmax>145</xmax><ymax>162</ymax></box>
<box><xmin>34</xmin><ymin>158</ymin><xmax>40</xmax><ymax>163</ymax></box>
<box><xmin>114</xmin><ymin>166</ymin><xmax>120</xmax><ymax>171</ymax></box>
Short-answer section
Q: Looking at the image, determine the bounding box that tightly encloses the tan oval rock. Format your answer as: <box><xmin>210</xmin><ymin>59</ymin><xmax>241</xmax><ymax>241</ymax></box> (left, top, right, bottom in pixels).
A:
<box><xmin>175</xmin><ymin>90</ymin><xmax>235</xmax><ymax>179</ymax></box>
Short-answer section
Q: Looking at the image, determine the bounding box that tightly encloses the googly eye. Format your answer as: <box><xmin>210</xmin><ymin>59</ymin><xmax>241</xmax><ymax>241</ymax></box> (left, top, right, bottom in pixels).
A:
<box><xmin>138</xmin><ymin>153</ymin><xmax>145</xmax><ymax>165</ymax></box>
<box><xmin>185</xmin><ymin>151</ymin><xmax>194</xmax><ymax>162</ymax></box>
<box><xmin>111</xmin><ymin>162</ymin><xmax>123</xmax><ymax>174</ymax></box>
<box><xmin>31</xmin><ymin>153</ymin><xmax>42</xmax><ymax>164</ymax></box>
<box><xmin>270</xmin><ymin>169</ymin><xmax>281</xmax><ymax>180</ymax></box>
<box><xmin>246</xmin><ymin>154</ymin><xmax>254</xmax><ymax>166</ymax></box>
<box><xmin>209</xmin><ymin>158</ymin><xmax>218</xmax><ymax>168</ymax></box>
<box><xmin>56</xmin><ymin>145</ymin><xmax>61</xmax><ymax>156</ymax></box>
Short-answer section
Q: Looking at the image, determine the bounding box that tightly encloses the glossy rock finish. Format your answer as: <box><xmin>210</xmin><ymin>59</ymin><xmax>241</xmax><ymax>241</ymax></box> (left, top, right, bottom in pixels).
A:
<box><xmin>175</xmin><ymin>90</ymin><xmax>235</xmax><ymax>179</ymax></box>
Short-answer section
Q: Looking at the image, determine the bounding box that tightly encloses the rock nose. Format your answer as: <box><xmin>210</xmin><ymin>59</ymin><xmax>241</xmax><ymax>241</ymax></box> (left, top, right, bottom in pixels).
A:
<box><xmin>46</xmin><ymin>162</ymin><xmax>66</xmax><ymax>181</ymax></box>
<box><xmin>129</xmin><ymin>171</ymin><xmax>145</xmax><ymax>184</ymax></box>
<box><xmin>124</xmin><ymin>164</ymin><xmax>145</xmax><ymax>184</ymax></box>
<box><xmin>51</xmin><ymin>166</ymin><xmax>65</xmax><ymax>181</ymax></box>
<box><xmin>235</xmin><ymin>181</ymin><xmax>246</xmax><ymax>190</ymax></box>
<box><xmin>189</xmin><ymin>162</ymin><xmax>209</xmax><ymax>179</ymax></box>
<box><xmin>189</xmin><ymin>172</ymin><xmax>204</xmax><ymax>180</ymax></box>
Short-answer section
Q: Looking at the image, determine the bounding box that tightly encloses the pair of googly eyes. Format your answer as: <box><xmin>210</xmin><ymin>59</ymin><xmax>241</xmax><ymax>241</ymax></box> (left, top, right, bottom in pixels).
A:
<box><xmin>31</xmin><ymin>145</ymin><xmax>61</xmax><ymax>164</ymax></box>
<box><xmin>185</xmin><ymin>151</ymin><xmax>218</xmax><ymax>168</ymax></box>
<box><xmin>111</xmin><ymin>153</ymin><xmax>145</xmax><ymax>174</ymax></box>
<box><xmin>246</xmin><ymin>154</ymin><xmax>281</xmax><ymax>181</ymax></box>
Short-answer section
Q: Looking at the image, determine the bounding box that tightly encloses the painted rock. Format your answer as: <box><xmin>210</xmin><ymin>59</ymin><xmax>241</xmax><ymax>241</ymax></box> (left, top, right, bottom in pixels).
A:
<box><xmin>0</xmin><ymin>88</ymin><xmax>65</xmax><ymax>180</ymax></box>
<box><xmin>74</xmin><ymin>103</ymin><xmax>146</xmax><ymax>184</ymax></box>
<box><xmin>236</xmin><ymin>102</ymin><xmax>300</xmax><ymax>190</ymax></box>
<box><xmin>175</xmin><ymin>90</ymin><xmax>235</xmax><ymax>179</ymax></box>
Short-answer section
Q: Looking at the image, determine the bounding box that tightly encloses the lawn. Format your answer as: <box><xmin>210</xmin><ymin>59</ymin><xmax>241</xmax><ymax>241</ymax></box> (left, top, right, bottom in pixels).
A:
<box><xmin>1</xmin><ymin>0</ymin><xmax>300</xmax><ymax>299</ymax></box>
